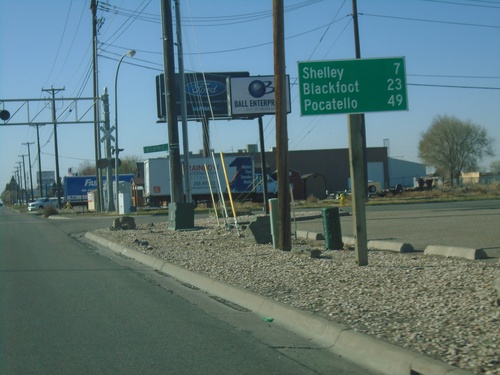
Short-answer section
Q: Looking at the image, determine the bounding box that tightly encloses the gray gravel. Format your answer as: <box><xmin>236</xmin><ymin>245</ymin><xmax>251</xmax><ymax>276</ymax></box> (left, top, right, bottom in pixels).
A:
<box><xmin>93</xmin><ymin>214</ymin><xmax>499</xmax><ymax>375</ymax></box>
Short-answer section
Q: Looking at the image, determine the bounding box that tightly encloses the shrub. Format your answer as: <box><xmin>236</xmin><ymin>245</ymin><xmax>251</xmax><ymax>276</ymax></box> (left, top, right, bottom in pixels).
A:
<box><xmin>43</xmin><ymin>205</ymin><xmax>59</xmax><ymax>218</ymax></box>
<box><xmin>306</xmin><ymin>194</ymin><xmax>318</xmax><ymax>204</ymax></box>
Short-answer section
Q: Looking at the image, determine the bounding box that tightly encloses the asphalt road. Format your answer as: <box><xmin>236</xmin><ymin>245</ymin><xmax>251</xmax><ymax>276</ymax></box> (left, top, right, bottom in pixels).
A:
<box><xmin>0</xmin><ymin>206</ymin><xmax>373</xmax><ymax>375</ymax></box>
<box><xmin>294</xmin><ymin>199</ymin><xmax>500</xmax><ymax>253</ymax></box>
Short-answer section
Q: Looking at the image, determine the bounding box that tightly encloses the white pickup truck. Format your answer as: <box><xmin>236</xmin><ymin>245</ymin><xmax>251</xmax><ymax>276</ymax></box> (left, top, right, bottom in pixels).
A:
<box><xmin>27</xmin><ymin>197</ymin><xmax>58</xmax><ymax>211</ymax></box>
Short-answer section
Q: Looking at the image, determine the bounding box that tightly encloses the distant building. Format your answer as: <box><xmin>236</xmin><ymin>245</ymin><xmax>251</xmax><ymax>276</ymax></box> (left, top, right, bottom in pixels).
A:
<box><xmin>139</xmin><ymin>146</ymin><xmax>428</xmax><ymax>199</ymax></box>
<box><xmin>461</xmin><ymin>171</ymin><xmax>499</xmax><ymax>185</ymax></box>
<box><xmin>253</xmin><ymin>147</ymin><xmax>426</xmax><ymax>194</ymax></box>
<box><xmin>388</xmin><ymin>158</ymin><xmax>427</xmax><ymax>188</ymax></box>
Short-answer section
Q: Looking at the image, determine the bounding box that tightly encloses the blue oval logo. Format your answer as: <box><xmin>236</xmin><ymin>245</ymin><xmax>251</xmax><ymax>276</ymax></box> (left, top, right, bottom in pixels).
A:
<box><xmin>185</xmin><ymin>81</ymin><xmax>226</xmax><ymax>97</ymax></box>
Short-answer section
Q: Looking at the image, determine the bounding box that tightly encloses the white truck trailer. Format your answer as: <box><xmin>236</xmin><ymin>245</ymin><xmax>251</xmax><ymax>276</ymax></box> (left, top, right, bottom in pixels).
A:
<box><xmin>143</xmin><ymin>155</ymin><xmax>277</xmax><ymax>207</ymax></box>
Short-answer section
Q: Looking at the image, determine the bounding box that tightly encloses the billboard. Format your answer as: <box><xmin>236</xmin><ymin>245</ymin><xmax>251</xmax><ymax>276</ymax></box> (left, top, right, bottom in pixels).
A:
<box><xmin>228</xmin><ymin>75</ymin><xmax>291</xmax><ymax>117</ymax></box>
<box><xmin>37</xmin><ymin>170</ymin><xmax>55</xmax><ymax>187</ymax></box>
<box><xmin>156</xmin><ymin>72</ymin><xmax>249</xmax><ymax>121</ymax></box>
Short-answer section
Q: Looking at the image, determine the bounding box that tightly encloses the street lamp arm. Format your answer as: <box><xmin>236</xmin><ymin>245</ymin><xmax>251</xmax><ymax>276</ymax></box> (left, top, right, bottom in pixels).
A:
<box><xmin>114</xmin><ymin>49</ymin><xmax>136</xmax><ymax>212</ymax></box>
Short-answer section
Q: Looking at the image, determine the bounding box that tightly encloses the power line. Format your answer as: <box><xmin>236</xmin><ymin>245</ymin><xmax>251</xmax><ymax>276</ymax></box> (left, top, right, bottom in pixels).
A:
<box><xmin>100</xmin><ymin>0</ymin><xmax>151</xmax><ymax>48</ymax></box>
<box><xmin>408</xmin><ymin>73</ymin><xmax>500</xmax><ymax>79</ymax></box>
<box><xmin>97</xmin><ymin>0</ymin><xmax>325</xmax><ymax>26</ymax></box>
<box><xmin>417</xmin><ymin>0</ymin><xmax>500</xmax><ymax>8</ymax></box>
<box><xmin>52</xmin><ymin>0</ymin><xmax>89</xmax><ymax>87</ymax></box>
<box><xmin>360</xmin><ymin>12</ymin><xmax>500</xmax><ymax>29</ymax></box>
<box><xmin>408</xmin><ymin>82</ymin><xmax>500</xmax><ymax>90</ymax></box>
<box><xmin>41</xmin><ymin>151</ymin><xmax>94</xmax><ymax>162</ymax></box>
<box><xmin>43</xmin><ymin>1</ymin><xmax>74</xmax><ymax>88</ymax></box>
<box><xmin>99</xmin><ymin>53</ymin><xmax>162</xmax><ymax>71</ymax></box>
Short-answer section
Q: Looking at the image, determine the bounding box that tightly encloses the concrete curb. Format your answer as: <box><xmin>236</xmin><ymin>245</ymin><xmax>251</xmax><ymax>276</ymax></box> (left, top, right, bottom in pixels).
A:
<box><xmin>343</xmin><ymin>236</ymin><xmax>415</xmax><ymax>254</ymax></box>
<box><xmin>424</xmin><ymin>245</ymin><xmax>488</xmax><ymax>260</ymax></box>
<box><xmin>85</xmin><ymin>232</ymin><xmax>473</xmax><ymax>375</ymax></box>
<box><xmin>296</xmin><ymin>230</ymin><xmax>325</xmax><ymax>241</ymax></box>
<box><xmin>297</xmin><ymin>231</ymin><xmax>495</xmax><ymax>261</ymax></box>
<box><xmin>368</xmin><ymin>240</ymin><xmax>414</xmax><ymax>253</ymax></box>
<box><xmin>296</xmin><ymin>231</ymin><xmax>415</xmax><ymax>254</ymax></box>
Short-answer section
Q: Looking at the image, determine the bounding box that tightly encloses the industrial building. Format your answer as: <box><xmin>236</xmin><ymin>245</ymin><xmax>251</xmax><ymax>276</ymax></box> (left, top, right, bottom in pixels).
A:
<box><xmin>237</xmin><ymin>146</ymin><xmax>427</xmax><ymax>197</ymax></box>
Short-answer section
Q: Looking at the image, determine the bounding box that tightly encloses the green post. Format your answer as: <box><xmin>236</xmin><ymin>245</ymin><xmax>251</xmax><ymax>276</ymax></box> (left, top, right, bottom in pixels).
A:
<box><xmin>322</xmin><ymin>207</ymin><xmax>343</xmax><ymax>250</ymax></box>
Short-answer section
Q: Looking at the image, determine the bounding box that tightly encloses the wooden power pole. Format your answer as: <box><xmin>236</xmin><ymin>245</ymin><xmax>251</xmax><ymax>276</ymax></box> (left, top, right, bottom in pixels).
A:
<box><xmin>273</xmin><ymin>0</ymin><xmax>291</xmax><ymax>251</ymax></box>
<box><xmin>42</xmin><ymin>87</ymin><xmax>65</xmax><ymax>209</ymax></box>
<box><xmin>349</xmin><ymin>0</ymin><xmax>368</xmax><ymax>265</ymax></box>
<box><xmin>161</xmin><ymin>0</ymin><xmax>194</xmax><ymax>230</ymax></box>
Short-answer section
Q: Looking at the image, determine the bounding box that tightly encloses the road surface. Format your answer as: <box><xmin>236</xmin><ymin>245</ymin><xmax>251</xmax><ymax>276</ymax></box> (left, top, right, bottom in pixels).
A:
<box><xmin>0</xmin><ymin>206</ymin><xmax>373</xmax><ymax>375</ymax></box>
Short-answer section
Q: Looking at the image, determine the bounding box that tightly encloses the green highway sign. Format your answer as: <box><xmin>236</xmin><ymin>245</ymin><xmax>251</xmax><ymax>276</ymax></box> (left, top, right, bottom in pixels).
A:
<box><xmin>143</xmin><ymin>143</ymin><xmax>169</xmax><ymax>153</ymax></box>
<box><xmin>298</xmin><ymin>57</ymin><xmax>408</xmax><ymax>116</ymax></box>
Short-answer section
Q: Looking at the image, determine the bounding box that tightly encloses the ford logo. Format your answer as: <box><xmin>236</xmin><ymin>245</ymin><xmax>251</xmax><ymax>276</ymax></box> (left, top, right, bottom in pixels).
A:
<box><xmin>185</xmin><ymin>81</ymin><xmax>226</xmax><ymax>97</ymax></box>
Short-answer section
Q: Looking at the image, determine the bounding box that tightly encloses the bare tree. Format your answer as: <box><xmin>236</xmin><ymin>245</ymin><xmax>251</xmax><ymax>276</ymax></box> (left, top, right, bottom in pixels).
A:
<box><xmin>77</xmin><ymin>161</ymin><xmax>96</xmax><ymax>176</ymax></box>
<box><xmin>117</xmin><ymin>155</ymin><xmax>139</xmax><ymax>175</ymax></box>
<box><xmin>77</xmin><ymin>155</ymin><xmax>139</xmax><ymax>177</ymax></box>
<box><xmin>491</xmin><ymin>160</ymin><xmax>500</xmax><ymax>175</ymax></box>
<box><xmin>418</xmin><ymin>115</ymin><xmax>494</xmax><ymax>187</ymax></box>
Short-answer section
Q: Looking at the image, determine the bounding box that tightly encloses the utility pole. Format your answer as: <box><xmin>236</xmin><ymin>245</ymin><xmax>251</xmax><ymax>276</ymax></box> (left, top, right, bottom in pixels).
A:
<box><xmin>161</xmin><ymin>0</ymin><xmax>193</xmax><ymax>230</ymax></box>
<box><xmin>22</xmin><ymin>142</ymin><xmax>35</xmax><ymax>201</ymax></box>
<box><xmin>19</xmin><ymin>154</ymin><xmax>28</xmax><ymax>202</ymax></box>
<box><xmin>273</xmin><ymin>0</ymin><xmax>291</xmax><ymax>251</ymax></box>
<box><xmin>349</xmin><ymin>0</ymin><xmax>368</xmax><ymax>265</ymax></box>
<box><xmin>10</xmin><ymin>171</ymin><xmax>16</xmax><ymax>204</ymax></box>
<box><xmin>91</xmin><ymin>0</ymin><xmax>103</xmax><ymax>212</ymax></box>
<box><xmin>352</xmin><ymin>0</ymin><xmax>368</xmax><ymax>199</ymax></box>
<box><xmin>101</xmin><ymin>88</ymin><xmax>115</xmax><ymax>212</ymax></box>
<box><xmin>174</xmin><ymin>0</ymin><xmax>191</xmax><ymax>203</ymax></box>
<box><xmin>16</xmin><ymin>162</ymin><xmax>23</xmax><ymax>204</ymax></box>
<box><xmin>33</xmin><ymin>124</ymin><xmax>44</xmax><ymax>197</ymax></box>
<box><xmin>42</xmin><ymin>87</ymin><xmax>65</xmax><ymax>208</ymax></box>
<box><xmin>161</xmin><ymin>0</ymin><xmax>183</xmax><ymax>204</ymax></box>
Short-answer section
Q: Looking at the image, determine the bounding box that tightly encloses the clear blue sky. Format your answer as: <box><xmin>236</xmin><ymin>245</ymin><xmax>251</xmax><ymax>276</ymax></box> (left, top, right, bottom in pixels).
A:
<box><xmin>1</xmin><ymin>0</ymin><xmax>499</xmax><ymax>191</ymax></box>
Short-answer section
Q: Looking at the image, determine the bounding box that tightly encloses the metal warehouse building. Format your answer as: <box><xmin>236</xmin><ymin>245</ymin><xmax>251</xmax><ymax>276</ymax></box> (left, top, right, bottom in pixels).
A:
<box><xmin>234</xmin><ymin>146</ymin><xmax>426</xmax><ymax>196</ymax></box>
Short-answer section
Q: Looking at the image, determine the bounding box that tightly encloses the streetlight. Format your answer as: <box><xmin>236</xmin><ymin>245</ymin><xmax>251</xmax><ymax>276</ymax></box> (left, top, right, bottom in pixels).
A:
<box><xmin>114</xmin><ymin>49</ymin><xmax>136</xmax><ymax>212</ymax></box>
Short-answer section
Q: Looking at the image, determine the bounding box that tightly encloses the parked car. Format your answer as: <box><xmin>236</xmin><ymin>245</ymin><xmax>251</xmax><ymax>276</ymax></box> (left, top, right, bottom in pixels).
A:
<box><xmin>27</xmin><ymin>197</ymin><xmax>58</xmax><ymax>212</ymax></box>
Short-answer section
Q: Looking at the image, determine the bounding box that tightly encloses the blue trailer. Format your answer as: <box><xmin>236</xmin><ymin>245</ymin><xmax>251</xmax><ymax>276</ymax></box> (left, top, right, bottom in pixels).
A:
<box><xmin>63</xmin><ymin>175</ymin><xmax>134</xmax><ymax>205</ymax></box>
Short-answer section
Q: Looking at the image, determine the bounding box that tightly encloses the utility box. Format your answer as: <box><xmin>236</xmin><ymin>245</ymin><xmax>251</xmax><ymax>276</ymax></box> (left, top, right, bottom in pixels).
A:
<box><xmin>118</xmin><ymin>192</ymin><xmax>131</xmax><ymax>214</ymax></box>
<box><xmin>88</xmin><ymin>190</ymin><xmax>97</xmax><ymax>211</ymax></box>
<box><xmin>118</xmin><ymin>181</ymin><xmax>132</xmax><ymax>214</ymax></box>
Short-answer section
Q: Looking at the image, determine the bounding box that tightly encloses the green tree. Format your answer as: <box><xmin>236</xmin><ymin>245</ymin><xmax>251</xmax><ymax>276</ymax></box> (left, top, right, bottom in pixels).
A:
<box><xmin>418</xmin><ymin>115</ymin><xmax>494</xmax><ymax>187</ymax></box>
<box><xmin>1</xmin><ymin>176</ymin><xmax>20</xmax><ymax>204</ymax></box>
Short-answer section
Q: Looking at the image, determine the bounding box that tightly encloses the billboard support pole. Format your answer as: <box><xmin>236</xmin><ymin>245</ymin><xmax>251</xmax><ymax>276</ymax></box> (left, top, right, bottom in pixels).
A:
<box><xmin>202</xmin><ymin>115</ymin><xmax>210</xmax><ymax>157</ymax></box>
<box><xmin>258</xmin><ymin>116</ymin><xmax>269</xmax><ymax>214</ymax></box>
<box><xmin>174</xmin><ymin>0</ymin><xmax>191</xmax><ymax>203</ymax></box>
